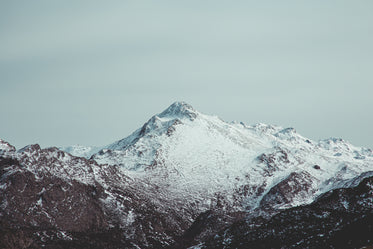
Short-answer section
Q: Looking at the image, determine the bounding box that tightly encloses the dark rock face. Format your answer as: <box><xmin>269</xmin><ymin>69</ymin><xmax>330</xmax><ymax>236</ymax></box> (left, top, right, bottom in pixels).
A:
<box><xmin>0</xmin><ymin>144</ymin><xmax>190</xmax><ymax>249</ymax></box>
<box><xmin>313</xmin><ymin>165</ymin><xmax>321</xmax><ymax>170</ymax></box>
<box><xmin>260</xmin><ymin>171</ymin><xmax>318</xmax><ymax>210</ymax></box>
<box><xmin>7</xmin><ymin>173</ymin><xmax>107</xmax><ymax>231</ymax></box>
<box><xmin>0</xmin><ymin>150</ymin><xmax>116</xmax><ymax>248</ymax></box>
<box><xmin>257</xmin><ymin>148</ymin><xmax>290</xmax><ymax>176</ymax></box>
<box><xmin>202</xmin><ymin>176</ymin><xmax>373</xmax><ymax>249</ymax></box>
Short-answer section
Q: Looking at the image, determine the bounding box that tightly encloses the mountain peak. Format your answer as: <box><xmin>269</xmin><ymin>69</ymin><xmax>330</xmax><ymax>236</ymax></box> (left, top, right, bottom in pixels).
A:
<box><xmin>0</xmin><ymin>139</ymin><xmax>16</xmax><ymax>153</ymax></box>
<box><xmin>158</xmin><ymin>101</ymin><xmax>197</xmax><ymax>120</ymax></box>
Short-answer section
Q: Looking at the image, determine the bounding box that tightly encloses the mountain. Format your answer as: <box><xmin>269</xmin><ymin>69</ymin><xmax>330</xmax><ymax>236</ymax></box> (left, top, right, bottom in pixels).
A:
<box><xmin>65</xmin><ymin>101</ymin><xmax>373</xmax><ymax>212</ymax></box>
<box><xmin>1</xmin><ymin>101</ymin><xmax>373</xmax><ymax>248</ymax></box>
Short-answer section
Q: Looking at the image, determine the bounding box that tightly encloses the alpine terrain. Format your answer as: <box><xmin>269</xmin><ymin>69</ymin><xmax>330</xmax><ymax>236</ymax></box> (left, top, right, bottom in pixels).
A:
<box><xmin>1</xmin><ymin>101</ymin><xmax>372</xmax><ymax>248</ymax></box>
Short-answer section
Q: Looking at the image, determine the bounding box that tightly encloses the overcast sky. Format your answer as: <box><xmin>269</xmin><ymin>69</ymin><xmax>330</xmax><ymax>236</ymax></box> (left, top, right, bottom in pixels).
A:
<box><xmin>1</xmin><ymin>1</ymin><xmax>372</xmax><ymax>149</ymax></box>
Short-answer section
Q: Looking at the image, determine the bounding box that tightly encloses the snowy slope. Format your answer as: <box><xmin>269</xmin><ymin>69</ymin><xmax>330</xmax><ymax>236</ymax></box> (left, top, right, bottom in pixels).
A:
<box><xmin>59</xmin><ymin>144</ymin><xmax>101</xmax><ymax>158</ymax></box>
<box><xmin>62</xmin><ymin>101</ymin><xmax>373</xmax><ymax>212</ymax></box>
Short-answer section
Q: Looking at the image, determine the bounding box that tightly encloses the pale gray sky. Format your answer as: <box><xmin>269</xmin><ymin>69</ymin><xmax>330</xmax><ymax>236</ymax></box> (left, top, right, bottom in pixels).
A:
<box><xmin>1</xmin><ymin>1</ymin><xmax>373</xmax><ymax>149</ymax></box>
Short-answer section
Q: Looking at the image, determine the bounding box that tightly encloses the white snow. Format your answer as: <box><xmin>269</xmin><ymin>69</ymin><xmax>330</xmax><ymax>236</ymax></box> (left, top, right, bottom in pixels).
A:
<box><xmin>125</xmin><ymin>210</ymin><xmax>136</xmax><ymax>225</ymax></box>
<box><xmin>59</xmin><ymin>145</ymin><xmax>102</xmax><ymax>158</ymax></box>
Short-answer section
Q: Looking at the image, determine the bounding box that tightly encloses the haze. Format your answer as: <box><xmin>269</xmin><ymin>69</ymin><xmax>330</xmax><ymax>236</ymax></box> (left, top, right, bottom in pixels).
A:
<box><xmin>1</xmin><ymin>1</ymin><xmax>372</xmax><ymax>149</ymax></box>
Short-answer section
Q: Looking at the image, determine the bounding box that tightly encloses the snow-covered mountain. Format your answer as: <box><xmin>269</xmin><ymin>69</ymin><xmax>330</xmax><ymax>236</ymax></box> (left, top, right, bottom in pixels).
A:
<box><xmin>59</xmin><ymin>144</ymin><xmax>102</xmax><ymax>159</ymax></box>
<box><xmin>64</xmin><ymin>101</ymin><xmax>373</xmax><ymax>212</ymax></box>
<box><xmin>1</xmin><ymin>101</ymin><xmax>373</xmax><ymax>248</ymax></box>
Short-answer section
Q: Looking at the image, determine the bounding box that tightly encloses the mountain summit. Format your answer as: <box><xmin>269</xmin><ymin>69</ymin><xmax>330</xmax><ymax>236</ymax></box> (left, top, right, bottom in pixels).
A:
<box><xmin>158</xmin><ymin>101</ymin><xmax>198</xmax><ymax>120</ymax></box>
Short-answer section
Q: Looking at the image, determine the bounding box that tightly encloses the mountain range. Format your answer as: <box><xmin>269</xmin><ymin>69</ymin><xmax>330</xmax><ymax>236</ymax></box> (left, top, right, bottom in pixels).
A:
<box><xmin>1</xmin><ymin>101</ymin><xmax>372</xmax><ymax>248</ymax></box>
